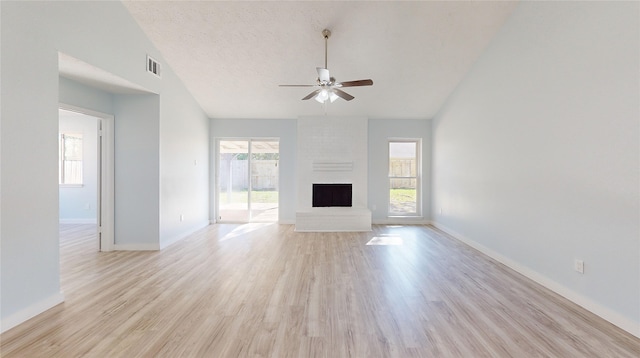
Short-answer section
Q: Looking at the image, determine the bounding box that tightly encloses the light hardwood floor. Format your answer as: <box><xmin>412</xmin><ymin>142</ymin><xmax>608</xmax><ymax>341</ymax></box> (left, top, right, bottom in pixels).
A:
<box><xmin>1</xmin><ymin>224</ymin><xmax>638</xmax><ymax>357</ymax></box>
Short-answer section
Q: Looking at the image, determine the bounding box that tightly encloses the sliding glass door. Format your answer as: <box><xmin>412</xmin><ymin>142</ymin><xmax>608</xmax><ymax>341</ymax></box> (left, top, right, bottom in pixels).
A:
<box><xmin>217</xmin><ymin>139</ymin><xmax>279</xmax><ymax>222</ymax></box>
<box><xmin>249</xmin><ymin>140</ymin><xmax>279</xmax><ymax>221</ymax></box>
<box><xmin>218</xmin><ymin>140</ymin><xmax>250</xmax><ymax>222</ymax></box>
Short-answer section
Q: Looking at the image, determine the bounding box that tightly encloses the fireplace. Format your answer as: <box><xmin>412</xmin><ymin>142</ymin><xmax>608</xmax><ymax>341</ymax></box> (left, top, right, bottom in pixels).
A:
<box><xmin>295</xmin><ymin>117</ymin><xmax>370</xmax><ymax>231</ymax></box>
<box><xmin>312</xmin><ymin>184</ymin><xmax>352</xmax><ymax>207</ymax></box>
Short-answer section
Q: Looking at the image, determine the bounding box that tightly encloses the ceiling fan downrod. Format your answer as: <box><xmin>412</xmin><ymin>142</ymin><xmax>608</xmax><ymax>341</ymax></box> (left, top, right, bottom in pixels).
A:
<box><xmin>322</xmin><ymin>29</ymin><xmax>331</xmax><ymax>69</ymax></box>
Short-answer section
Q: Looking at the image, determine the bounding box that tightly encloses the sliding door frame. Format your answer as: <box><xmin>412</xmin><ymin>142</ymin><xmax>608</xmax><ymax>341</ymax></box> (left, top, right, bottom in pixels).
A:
<box><xmin>215</xmin><ymin>137</ymin><xmax>279</xmax><ymax>223</ymax></box>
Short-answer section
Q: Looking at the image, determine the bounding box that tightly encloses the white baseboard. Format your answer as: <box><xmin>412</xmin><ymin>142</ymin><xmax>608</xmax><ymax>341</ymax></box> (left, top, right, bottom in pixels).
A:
<box><xmin>372</xmin><ymin>218</ymin><xmax>430</xmax><ymax>225</ymax></box>
<box><xmin>431</xmin><ymin>221</ymin><xmax>640</xmax><ymax>338</ymax></box>
<box><xmin>59</xmin><ymin>218</ymin><xmax>97</xmax><ymax>224</ymax></box>
<box><xmin>112</xmin><ymin>243</ymin><xmax>160</xmax><ymax>251</ymax></box>
<box><xmin>1</xmin><ymin>291</ymin><xmax>65</xmax><ymax>333</ymax></box>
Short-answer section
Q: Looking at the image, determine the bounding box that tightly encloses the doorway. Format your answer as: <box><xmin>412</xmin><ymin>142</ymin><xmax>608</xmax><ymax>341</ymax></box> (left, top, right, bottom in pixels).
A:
<box><xmin>217</xmin><ymin>139</ymin><xmax>279</xmax><ymax>222</ymax></box>
<box><xmin>58</xmin><ymin>105</ymin><xmax>114</xmax><ymax>251</ymax></box>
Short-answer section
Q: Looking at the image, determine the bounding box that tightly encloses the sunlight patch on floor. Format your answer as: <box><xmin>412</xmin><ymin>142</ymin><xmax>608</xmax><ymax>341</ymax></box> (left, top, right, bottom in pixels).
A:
<box><xmin>366</xmin><ymin>236</ymin><xmax>403</xmax><ymax>246</ymax></box>
<box><xmin>220</xmin><ymin>222</ymin><xmax>274</xmax><ymax>241</ymax></box>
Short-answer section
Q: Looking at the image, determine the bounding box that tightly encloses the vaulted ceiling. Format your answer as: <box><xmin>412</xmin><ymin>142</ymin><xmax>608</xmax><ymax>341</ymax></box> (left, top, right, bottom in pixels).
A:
<box><xmin>121</xmin><ymin>1</ymin><xmax>517</xmax><ymax>120</ymax></box>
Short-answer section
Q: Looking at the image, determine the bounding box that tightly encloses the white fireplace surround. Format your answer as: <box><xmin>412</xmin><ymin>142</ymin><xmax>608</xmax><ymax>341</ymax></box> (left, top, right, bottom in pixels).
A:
<box><xmin>295</xmin><ymin>116</ymin><xmax>371</xmax><ymax>232</ymax></box>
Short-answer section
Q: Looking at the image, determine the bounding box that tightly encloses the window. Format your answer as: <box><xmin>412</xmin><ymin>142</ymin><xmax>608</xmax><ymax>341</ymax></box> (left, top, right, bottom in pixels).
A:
<box><xmin>59</xmin><ymin>133</ymin><xmax>83</xmax><ymax>185</ymax></box>
<box><xmin>388</xmin><ymin>139</ymin><xmax>420</xmax><ymax>216</ymax></box>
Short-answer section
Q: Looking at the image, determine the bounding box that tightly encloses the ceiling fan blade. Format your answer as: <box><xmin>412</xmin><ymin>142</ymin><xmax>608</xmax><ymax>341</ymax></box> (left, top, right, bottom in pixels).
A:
<box><xmin>317</xmin><ymin>67</ymin><xmax>330</xmax><ymax>83</ymax></box>
<box><xmin>302</xmin><ymin>89</ymin><xmax>321</xmax><ymax>100</ymax></box>
<box><xmin>338</xmin><ymin>79</ymin><xmax>373</xmax><ymax>87</ymax></box>
<box><xmin>279</xmin><ymin>84</ymin><xmax>315</xmax><ymax>87</ymax></box>
<box><xmin>333</xmin><ymin>89</ymin><xmax>354</xmax><ymax>101</ymax></box>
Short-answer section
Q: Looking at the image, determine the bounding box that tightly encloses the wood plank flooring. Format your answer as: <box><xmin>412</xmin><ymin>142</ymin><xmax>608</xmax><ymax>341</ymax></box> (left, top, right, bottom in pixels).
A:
<box><xmin>1</xmin><ymin>223</ymin><xmax>638</xmax><ymax>357</ymax></box>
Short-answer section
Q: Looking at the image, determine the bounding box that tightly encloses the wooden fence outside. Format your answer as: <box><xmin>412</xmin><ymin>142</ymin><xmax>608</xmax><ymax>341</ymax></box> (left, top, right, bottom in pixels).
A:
<box><xmin>219</xmin><ymin>160</ymin><xmax>279</xmax><ymax>190</ymax></box>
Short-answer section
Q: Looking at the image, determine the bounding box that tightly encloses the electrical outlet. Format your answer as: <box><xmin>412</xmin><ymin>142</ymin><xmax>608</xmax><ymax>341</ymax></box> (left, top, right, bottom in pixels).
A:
<box><xmin>574</xmin><ymin>259</ymin><xmax>584</xmax><ymax>274</ymax></box>
<box><xmin>180</xmin><ymin>214</ymin><xmax>184</xmax><ymax>222</ymax></box>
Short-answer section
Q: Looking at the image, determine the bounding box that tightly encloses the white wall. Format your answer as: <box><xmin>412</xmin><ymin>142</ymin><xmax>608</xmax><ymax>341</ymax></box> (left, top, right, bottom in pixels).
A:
<box><xmin>1</xmin><ymin>1</ymin><xmax>210</xmax><ymax>331</ymax></box>
<box><xmin>368</xmin><ymin>118</ymin><xmax>431</xmax><ymax>223</ymax></box>
<box><xmin>211</xmin><ymin>119</ymin><xmax>297</xmax><ymax>224</ymax></box>
<box><xmin>432</xmin><ymin>1</ymin><xmax>639</xmax><ymax>335</ymax></box>
<box><xmin>211</xmin><ymin>117</ymin><xmax>432</xmax><ymax>225</ymax></box>
<box><xmin>159</xmin><ymin>70</ymin><xmax>210</xmax><ymax>248</ymax></box>
<box><xmin>1</xmin><ymin>0</ymin><xmax>62</xmax><ymax>329</ymax></box>
<box><xmin>59</xmin><ymin>110</ymin><xmax>99</xmax><ymax>223</ymax></box>
<box><xmin>59</xmin><ymin>77</ymin><xmax>113</xmax><ymax>116</ymax></box>
<box><xmin>113</xmin><ymin>94</ymin><xmax>161</xmax><ymax>248</ymax></box>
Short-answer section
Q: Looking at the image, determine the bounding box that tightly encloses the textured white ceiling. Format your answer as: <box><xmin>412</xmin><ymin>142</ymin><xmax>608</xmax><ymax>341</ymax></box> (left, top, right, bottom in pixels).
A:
<box><xmin>122</xmin><ymin>1</ymin><xmax>517</xmax><ymax>120</ymax></box>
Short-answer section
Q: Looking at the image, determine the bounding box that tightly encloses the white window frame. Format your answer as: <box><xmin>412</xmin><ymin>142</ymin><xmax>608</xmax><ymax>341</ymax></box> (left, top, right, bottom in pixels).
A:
<box><xmin>388</xmin><ymin>138</ymin><xmax>421</xmax><ymax>217</ymax></box>
<box><xmin>59</xmin><ymin>132</ymin><xmax>83</xmax><ymax>187</ymax></box>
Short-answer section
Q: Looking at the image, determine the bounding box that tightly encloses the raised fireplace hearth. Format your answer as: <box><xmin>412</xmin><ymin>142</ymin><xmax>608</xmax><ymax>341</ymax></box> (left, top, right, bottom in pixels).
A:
<box><xmin>295</xmin><ymin>207</ymin><xmax>371</xmax><ymax>232</ymax></box>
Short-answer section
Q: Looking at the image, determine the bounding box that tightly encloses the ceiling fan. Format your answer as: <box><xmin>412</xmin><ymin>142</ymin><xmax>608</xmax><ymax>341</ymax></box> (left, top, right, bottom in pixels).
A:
<box><xmin>279</xmin><ymin>29</ymin><xmax>373</xmax><ymax>103</ymax></box>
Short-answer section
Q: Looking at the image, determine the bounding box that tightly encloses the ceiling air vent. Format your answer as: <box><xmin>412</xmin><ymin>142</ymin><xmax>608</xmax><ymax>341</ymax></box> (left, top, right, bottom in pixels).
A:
<box><xmin>146</xmin><ymin>55</ymin><xmax>161</xmax><ymax>78</ymax></box>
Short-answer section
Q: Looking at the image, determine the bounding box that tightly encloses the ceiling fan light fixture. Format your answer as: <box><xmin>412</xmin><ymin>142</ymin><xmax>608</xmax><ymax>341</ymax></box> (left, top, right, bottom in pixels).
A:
<box><xmin>329</xmin><ymin>91</ymin><xmax>339</xmax><ymax>103</ymax></box>
<box><xmin>314</xmin><ymin>89</ymin><xmax>329</xmax><ymax>103</ymax></box>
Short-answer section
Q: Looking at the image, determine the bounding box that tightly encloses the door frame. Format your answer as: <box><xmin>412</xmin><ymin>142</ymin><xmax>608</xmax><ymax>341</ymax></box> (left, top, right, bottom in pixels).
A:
<box><xmin>59</xmin><ymin>103</ymin><xmax>115</xmax><ymax>251</ymax></box>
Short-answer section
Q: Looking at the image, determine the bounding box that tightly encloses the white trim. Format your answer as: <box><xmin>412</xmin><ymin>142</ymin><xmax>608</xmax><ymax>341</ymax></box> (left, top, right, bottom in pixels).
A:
<box><xmin>278</xmin><ymin>219</ymin><xmax>295</xmax><ymax>225</ymax></box>
<box><xmin>113</xmin><ymin>243</ymin><xmax>160</xmax><ymax>251</ymax></box>
<box><xmin>1</xmin><ymin>291</ymin><xmax>65</xmax><ymax>333</ymax></box>
<box><xmin>431</xmin><ymin>221</ymin><xmax>640</xmax><ymax>338</ymax></box>
<box><xmin>98</xmin><ymin>113</ymin><xmax>115</xmax><ymax>252</ymax></box>
<box><xmin>59</xmin><ymin>103</ymin><xmax>115</xmax><ymax>252</ymax></box>
<box><xmin>372</xmin><ymin>218</ymin><xmax>430</xmax><ymax>225</ymax></box>
<box><xmin>59</xmin><ymin>218</ymin><xmax>97</xmax><ymax>224</ymax></box>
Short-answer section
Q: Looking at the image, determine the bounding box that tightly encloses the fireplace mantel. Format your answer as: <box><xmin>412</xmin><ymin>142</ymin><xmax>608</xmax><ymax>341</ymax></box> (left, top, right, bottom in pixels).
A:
<box><xmin>312</xmin><ymin>161</ymin><xmax>353</xmax><ymax>171</ymax></box>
